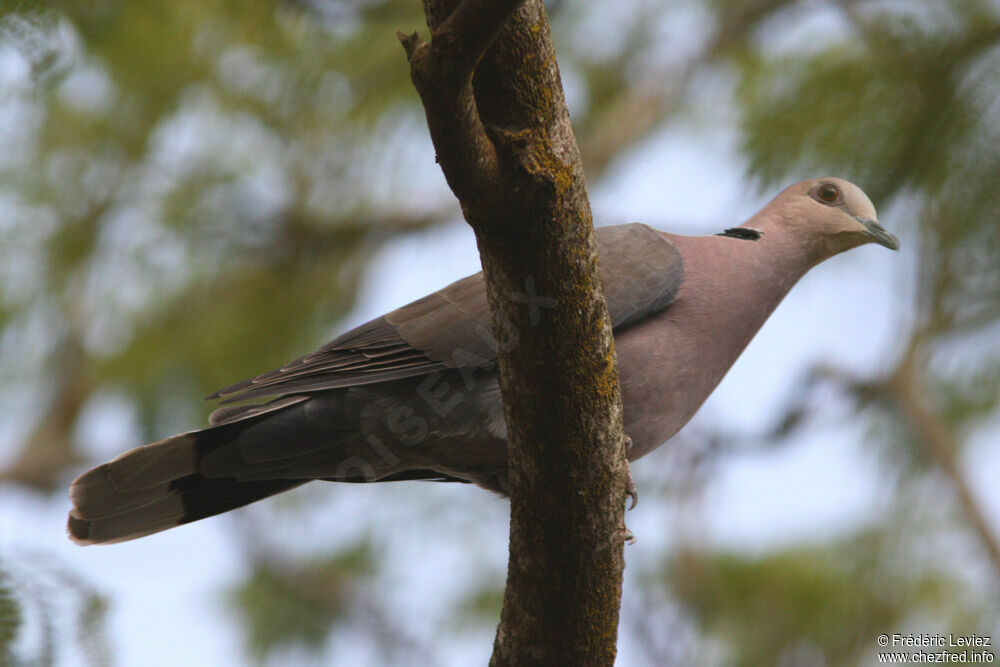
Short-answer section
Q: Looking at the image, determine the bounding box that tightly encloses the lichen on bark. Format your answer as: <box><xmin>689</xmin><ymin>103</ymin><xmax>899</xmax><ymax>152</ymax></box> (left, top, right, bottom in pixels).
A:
<box><xmin>400</xmin><ymin>1</ymin><xmax>629</xmax><ymax>664</ymax></box>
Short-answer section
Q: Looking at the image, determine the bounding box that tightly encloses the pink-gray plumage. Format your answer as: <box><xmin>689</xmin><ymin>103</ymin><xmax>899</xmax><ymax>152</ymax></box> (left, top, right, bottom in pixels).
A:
<box><xmin>67</xmin><ymin>177</ymin><xmax>898</xmax><ymax>545</ymax></box>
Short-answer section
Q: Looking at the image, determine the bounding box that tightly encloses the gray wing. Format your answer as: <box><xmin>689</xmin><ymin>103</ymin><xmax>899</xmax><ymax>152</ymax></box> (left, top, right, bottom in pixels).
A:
<box><xmin>209</xmin><ymin>223</ymin><xmax>683</xmax><ymax>410</ymax></box>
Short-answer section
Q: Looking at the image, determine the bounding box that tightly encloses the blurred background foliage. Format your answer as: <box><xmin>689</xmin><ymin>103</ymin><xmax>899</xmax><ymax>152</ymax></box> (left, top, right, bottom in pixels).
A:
<box><xmin>0</xmin><ymin>0</ymin><xmax>998</xmax><ymax>664</ymax></box>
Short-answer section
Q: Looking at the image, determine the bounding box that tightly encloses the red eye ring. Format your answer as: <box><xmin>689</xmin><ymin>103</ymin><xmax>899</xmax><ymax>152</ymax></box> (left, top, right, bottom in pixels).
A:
<box><xmin>816</xmin><ymin>184</ymin><xmax>840</xmax><ymax>204</ymax></box>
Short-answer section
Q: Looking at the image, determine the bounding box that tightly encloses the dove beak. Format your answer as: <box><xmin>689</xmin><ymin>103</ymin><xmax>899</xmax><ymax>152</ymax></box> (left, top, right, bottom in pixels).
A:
<box><xmin>856</xmin><ymin>217</ymin><xmax>899</xmax><ymax>251</ymax></box>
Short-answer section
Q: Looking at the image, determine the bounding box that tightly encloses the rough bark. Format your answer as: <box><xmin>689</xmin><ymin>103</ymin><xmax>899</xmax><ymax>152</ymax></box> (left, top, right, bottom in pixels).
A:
<box><xmin>400</xmin><ymin>1</ymin><xmax>628</xmax><ymax>664</ymax></box>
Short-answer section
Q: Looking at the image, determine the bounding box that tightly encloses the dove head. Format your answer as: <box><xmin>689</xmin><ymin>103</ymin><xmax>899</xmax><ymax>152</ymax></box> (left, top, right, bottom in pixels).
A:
<box><xmin>753</xmin><ymin>177</ymin><xmax>899</xmax><ymax>262</ymax></box>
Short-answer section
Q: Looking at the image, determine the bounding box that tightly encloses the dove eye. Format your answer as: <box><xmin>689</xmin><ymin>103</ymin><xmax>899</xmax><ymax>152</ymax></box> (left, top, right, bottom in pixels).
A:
<box><xmin>812</xmin><ymin>183</ymin><xmax>842</xmax><ymax>205</ymax></box>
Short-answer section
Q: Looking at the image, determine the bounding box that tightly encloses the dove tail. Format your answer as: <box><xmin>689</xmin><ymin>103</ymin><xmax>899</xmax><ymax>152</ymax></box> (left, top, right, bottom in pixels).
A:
<box><xmin>66</xmin><ymin>389</ymin><xmax>480</xmax><ymax>545</ymax></box>
<box><xmin>67</xmin><ymin>420</ymin><xmax>307</xmax><ymax>545</ymax></box>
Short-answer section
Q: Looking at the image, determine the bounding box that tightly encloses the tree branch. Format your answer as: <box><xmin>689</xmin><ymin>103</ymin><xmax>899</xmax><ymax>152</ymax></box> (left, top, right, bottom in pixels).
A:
<box><xmin>397</xmin><ymin>0</ymin><xmax>523</xmax><ymax>207</ymax></box>
<box><xmin>811</xmin><ymin>353</ymin><xmax>1000</xmax><ymax>583</ymax></box>
<box><xmin>884</xmin><ymin>350</ymin><xmax>1000</xmax><ymax>581</ymax></box>
<box><xmin>402</xmin><ymin>1</ymin><xmax>629</xmax><ymax>663</ymax></box>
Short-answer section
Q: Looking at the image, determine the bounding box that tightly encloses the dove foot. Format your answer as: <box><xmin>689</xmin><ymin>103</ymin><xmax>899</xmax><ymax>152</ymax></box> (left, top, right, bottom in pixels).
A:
<box><xmin>624</xmin><ymin>435</ymin><xmax>638</xmax><ymax>510</ymax></box>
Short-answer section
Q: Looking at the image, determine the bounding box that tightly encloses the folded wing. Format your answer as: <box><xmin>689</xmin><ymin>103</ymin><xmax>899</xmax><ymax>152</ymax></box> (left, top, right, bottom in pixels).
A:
<box><xmin>208</xmin><ymin>223</ymin><xmax>684</xmax><ymax>409</ymax></box>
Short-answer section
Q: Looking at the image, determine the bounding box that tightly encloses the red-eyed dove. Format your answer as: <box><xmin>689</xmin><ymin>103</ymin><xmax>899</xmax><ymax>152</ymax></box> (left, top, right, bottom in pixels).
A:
<box><xmin>67</xmin><ymin>177</ymin><xmax>898</xmax><ymax>544</ymax></box>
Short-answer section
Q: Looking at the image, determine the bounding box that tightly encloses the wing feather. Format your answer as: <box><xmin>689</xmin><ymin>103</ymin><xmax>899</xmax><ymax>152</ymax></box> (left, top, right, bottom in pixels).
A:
<box><xmin>209</xmin><ymin>223</ymin><xmax>683</xmax><ymax>406</ymax></box>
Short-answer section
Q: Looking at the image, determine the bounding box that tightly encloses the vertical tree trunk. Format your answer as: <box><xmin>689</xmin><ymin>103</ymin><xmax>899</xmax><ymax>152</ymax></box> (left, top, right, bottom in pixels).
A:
<box><xmin>400</xmin><ymin>1</ymin><xmax>629</xmax><ymax>663</ymax></box>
